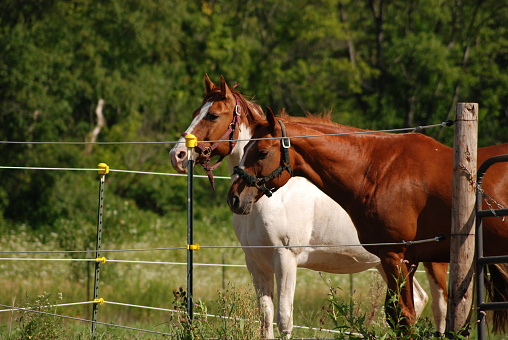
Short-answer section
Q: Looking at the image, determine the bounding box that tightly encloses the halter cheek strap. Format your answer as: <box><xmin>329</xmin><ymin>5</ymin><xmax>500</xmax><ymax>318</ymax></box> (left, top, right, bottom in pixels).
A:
<box><xmin>232</xmin><ymin>119</ymin><xmax>292</xmax><ymax>197</ymax></box>
<box><xmin>182</xmin><ymin>97</ymin><xmax>242</xmax><ymax>189</ymax></box>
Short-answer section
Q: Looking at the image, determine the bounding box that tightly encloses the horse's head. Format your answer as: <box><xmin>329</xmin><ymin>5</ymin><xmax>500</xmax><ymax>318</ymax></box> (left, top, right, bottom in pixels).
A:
<box><xmin>169</xmin><ymin>75</ymin><xmax>243</xmax><ymax>178</ymax></box>
<box><xmin>228</xmin><ymin>108</ymin><xmax>293</xmax><ymax>215</ymax></box>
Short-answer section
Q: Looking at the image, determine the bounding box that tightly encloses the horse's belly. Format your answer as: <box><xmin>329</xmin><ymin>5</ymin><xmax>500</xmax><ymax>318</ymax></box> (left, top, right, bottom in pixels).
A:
<box><xmin>297</xmin><ymin>249</ymin><xmax>380</xmax><ymax>274</ymax></box>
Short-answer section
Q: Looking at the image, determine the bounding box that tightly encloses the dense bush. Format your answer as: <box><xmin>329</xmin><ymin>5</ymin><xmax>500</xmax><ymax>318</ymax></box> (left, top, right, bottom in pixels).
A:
<box><xmin>1</xmin><ymin>0</ymin><xmax>507</xmax><ymax>230</ymax></box>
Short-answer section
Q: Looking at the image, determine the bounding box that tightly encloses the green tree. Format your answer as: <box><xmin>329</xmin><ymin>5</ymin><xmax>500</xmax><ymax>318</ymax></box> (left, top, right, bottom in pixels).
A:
<box><xmin>1</xmin><ymin>0</ymin><xmax>507</xmax><ymax>229</ymax></box>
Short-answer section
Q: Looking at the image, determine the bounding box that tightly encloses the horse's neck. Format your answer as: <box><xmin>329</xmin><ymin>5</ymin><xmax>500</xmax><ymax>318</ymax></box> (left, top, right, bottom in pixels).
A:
<box><xmin>227</xmin><ymin>124</ymin><xmax>252</xmax><ymax>175</ymax></box>
<box><xmin>226</xmin><ymin>102</ymin><xmax>263</xmax><ymax>175</ymax></box>
<box><xmin>289</xmin><ymin>123</ymin><xmax>370</xmax><ymax>211</ymax></box>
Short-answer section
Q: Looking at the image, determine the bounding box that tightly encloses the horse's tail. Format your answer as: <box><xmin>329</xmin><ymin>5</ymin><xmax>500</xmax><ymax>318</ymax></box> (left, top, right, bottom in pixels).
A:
<box><xmin>485</xmin><ymin>263</ymin><xmax>508</xmax><ymax>333</ymax></box>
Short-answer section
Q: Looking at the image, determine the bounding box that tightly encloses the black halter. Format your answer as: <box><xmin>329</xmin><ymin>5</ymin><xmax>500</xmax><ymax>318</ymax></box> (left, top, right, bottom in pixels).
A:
<box><xmin>233</xmin><ymin>119</ymin><xmax>292</xmax><ymax>197</ymax></box>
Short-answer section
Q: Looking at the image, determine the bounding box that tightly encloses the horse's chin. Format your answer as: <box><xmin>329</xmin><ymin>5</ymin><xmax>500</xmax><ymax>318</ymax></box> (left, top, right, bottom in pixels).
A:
<box><xmin>232</xmin><ymin>203</ymin><xmax>253</xmax><ymax>215</ymax></box>
<box><xmin>170</xmin><ymin>159</ymin><xmax>189</xmax><ymax>174</ymax></box>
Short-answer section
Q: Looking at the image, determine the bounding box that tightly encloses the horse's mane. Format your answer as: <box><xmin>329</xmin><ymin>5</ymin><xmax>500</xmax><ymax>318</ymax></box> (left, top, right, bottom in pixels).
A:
<box><xmin>278</xmin><ymin>109</ymin><xmax>332</xmax><ymax>124</ymax></box>
<box><xmin>277</xmin><ymin>108</ymin><xmax>369</xmax><ymax>133</ymax></box>
<box><xmin>203</xmin><ymin>84</ymin><xmax>368</xmax><ymax>134</ymax></box>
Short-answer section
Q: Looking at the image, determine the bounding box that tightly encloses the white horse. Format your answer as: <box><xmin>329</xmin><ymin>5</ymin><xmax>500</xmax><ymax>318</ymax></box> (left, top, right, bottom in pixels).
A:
<box><xmin>169</xmin><ymin>75</ymin><xmax>447</xmax><ymax>339</ymax></box>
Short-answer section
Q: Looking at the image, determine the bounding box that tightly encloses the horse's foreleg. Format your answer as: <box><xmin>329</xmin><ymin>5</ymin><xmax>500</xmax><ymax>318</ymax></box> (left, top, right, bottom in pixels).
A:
<box><xmin>380</xmin><ymin>252</ymin><xmax>417</xmax><ymax>331</ymax></box>
<box><xmin>275</xmin><ymin>250</ymin><xmax>298</xmax><ymax>339</ymax></box>
<box><xmin>423</xmin><ymin>262</ymin><xmax>448</xmax><ymax>334</ymax></box>
<box><xmin>246</xmin><ymin>257</ymin><xmax>275</xmax><ymax>339</ymax></box>
<box><xmin>375</xmin><ymin>263</ymin><xmax>428</xmax><ymax>320</ymax></box>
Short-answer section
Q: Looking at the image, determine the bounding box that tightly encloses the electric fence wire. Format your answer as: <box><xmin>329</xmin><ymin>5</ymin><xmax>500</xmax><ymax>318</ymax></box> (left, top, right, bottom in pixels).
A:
<box><xmin>0</xmin><ymin>302</ymin><xmax>175</xmax><ymax>337</ymax></box>
<box><xmin>0</xmin><ymin>301</ymin><xmax>97</xmax><ymax>313</ymax></box>
<box><xmin>0</xmin><ymin>301</ymin><xmax>350</xmax><ymax>339</ymax></box>
<box><xmin>0</xmin><ymin>120</ymin><xmax>453</xmax><ymax>146</ymax></box>
<box><xmin>0</xmin><ymin>235</ymin><xmax>444</xmax><ymax>255</ymax></box>
<box><xmin>0</xmin><ymin>166</ymin><xmax>231</xmax><ymax>180</ymax></box>
<box><xmin>0</xmin><ymin>258</ymin><xmax>429</xmax><ymax>273</ymax></box>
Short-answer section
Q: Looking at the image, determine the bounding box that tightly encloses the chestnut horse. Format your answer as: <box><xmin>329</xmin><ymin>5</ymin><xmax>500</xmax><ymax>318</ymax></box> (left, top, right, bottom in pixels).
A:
<box><xmin>228</xmin><ymin>108</ymin><xmax>508</xmax><ymax>334</ymax></box>
<box><xmin>170</xmin><ymin>75</ymin><xmax>448</xmax><ymax>338</ymax></box>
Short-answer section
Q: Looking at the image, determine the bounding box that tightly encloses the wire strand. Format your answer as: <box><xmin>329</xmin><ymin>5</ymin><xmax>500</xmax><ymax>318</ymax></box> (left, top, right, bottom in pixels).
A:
<box><xmin>0</xmin><ymin>301</ymin><xmax>96</xmax><ymax>313</ymax></box>
<box><xmin>0</xmin><ymin>302</ymin><xmax>349</xmax><ymax>339</ymax></box>
<box><xmin>0</xmin><ymin>166</ymin><xmax>230</xmax><ymax>179</ymax></box>
<box><xmin>204</xmin><ymin>121</ymin><xmax>452</xmax><ymax>144</ymax></box>
<box><xmin>0</xmin><ymin>235</ymin><xmax>444</xmax><ymax>256</ymax></box>
<box><xmin>0</xmin><ymin>303</ymin><xmax>175</xmax><ymax>336</ymax></box>
<box><xmin>0</xmin><ymin>121</ymin><xmax>451</xmax><ymax>146</ymax></box>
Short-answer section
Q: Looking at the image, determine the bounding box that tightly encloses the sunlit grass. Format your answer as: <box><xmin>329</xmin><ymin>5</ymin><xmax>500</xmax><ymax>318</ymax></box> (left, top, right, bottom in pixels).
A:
<box><xmin>0</xmin><ymin>206</ymin><xmax>505</xmax><ymax>338</ymax></box>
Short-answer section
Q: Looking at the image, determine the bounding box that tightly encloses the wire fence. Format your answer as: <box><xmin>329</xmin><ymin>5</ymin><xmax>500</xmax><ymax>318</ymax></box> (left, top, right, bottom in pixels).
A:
<box><xmin>0</xmin><ymin>120</ymin><xmax>452</xmax><ymax>147</ymax></box>
<box><xmin>0</xmin><ymin>121</ymin><xmax>451</xmax><ymax>338</ymax></box>
<box><xmin>0</xmin><ymin>163</ymin><xmax>443</xmax><ymax>338</ymax></box>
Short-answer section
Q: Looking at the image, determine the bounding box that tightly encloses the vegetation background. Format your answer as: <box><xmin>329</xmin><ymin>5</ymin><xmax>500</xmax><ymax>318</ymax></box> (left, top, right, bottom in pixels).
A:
<box><xmin>0</xmin><ymin>0</ymin><xmax>507</xmax><ymax>338</ymax></box>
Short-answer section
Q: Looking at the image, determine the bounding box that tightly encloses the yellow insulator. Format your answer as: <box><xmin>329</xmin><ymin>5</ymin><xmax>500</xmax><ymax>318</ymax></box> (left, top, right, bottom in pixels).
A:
<box><xmin>95</xmin><ymin>257</ymin><xmax>107</xmax><ymax>263</ymax></box>
<box><xmin>186</xmin><ymin>243</ymin><xmax>200</xmax><ymax>251</ymax></box>
<box><xmin>184</xmin><ymin>134</ymin><xmax>198</xmax><ymax>148</ymax></box>
<box><xmin>94</xmin><ymin>298</ymin><xmax>105</xmax><ymax>305</ymax></box>
<box><xmin>98</xmin><ymin>163</ymin><xmax>109</xmax><ymax>175</ymax></box>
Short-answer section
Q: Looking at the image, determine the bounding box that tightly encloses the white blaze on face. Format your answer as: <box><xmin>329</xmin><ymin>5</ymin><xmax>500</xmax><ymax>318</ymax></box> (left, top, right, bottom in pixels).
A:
<box><xmin>183</xmin><ymin>101</ymin><xmax>213</xmax><ymax>136</ymax></box>
<box><xmin>170</xmin><ymin>101</ymin><xmax>214</xmax><ymax>170</ymax></box>
<box><xmin>174</xmin><ymin>101</ymin><xmax>213</xmax><ymax>151</ymax></box>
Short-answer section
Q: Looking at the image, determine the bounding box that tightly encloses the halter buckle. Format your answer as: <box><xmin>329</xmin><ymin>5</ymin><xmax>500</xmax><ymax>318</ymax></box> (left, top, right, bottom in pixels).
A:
<box><xmin>282</xmin><ymin>137</ymin><xmax>291</xmax><ymax>149</ymax></box>
<box><xmin>201</xmin><ymin>147</ymin><xmax>212</xmax><ymax>157</ymax></box>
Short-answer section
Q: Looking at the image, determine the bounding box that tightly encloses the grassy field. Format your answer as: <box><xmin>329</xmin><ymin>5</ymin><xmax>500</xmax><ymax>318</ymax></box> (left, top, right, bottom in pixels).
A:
<box><xmin>0</xmin><ymin>207</ymin><xmax>418</xmax><ymax>338</ymax></box>
<box><xmin>0</xmin><ymin>216</ymin><xmax>500</xmax><ymax>339</ymax></box>
<box><xmin>0</xmin><ymin>175</ymin><xmax>505</xmax><ymax>339</ymax></box>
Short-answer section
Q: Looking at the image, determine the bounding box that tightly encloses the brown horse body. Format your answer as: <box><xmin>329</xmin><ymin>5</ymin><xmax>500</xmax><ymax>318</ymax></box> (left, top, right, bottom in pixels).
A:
<box><xmin>228</xmin><ymin>110</ymin><xmax>508</xmax><ymax>332</ymax></box>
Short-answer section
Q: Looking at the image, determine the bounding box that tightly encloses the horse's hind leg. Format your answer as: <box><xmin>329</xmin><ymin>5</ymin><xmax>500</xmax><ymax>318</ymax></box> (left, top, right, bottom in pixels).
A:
<box><xmin>246</xmin><ymin>257</ymin><xmax>275</xmax><ymax>339</ymax></box>
<box><xmin>275</xmin><ymin>249</ymin><xmax>298</xmax><ymax>338</ymax></box>
<box><xmin>423</xmin><ymin>262</ymin><xmax>448</xmax><ymax>334</ymax></box>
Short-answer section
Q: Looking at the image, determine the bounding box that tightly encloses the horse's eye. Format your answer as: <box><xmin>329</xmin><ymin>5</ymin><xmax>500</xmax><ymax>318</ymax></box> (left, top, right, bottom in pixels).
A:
<box><xmin>258</xmin><ymin>150</ymin><xmax>269</xmax><ymax>159</ymax></box>
<box><xmin>206</xmin><ymin>113</ymin><xmax>219</xmax><ymax>121</ymax></box>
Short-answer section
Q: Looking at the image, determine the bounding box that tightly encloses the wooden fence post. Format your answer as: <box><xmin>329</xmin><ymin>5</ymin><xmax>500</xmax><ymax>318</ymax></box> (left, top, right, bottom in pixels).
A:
<box><xmin>446</xmin><ymin>103</ymin><xmax>478</xmax><ymax>335</ymax></box>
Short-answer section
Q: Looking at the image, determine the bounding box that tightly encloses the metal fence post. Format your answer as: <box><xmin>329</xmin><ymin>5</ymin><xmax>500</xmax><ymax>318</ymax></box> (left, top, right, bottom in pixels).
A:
<box><xmin>91</xmin><ymin>163</ymin><xmax>108</xmax><ymax>339</ymax></box>
<box><xmin>184</xmin><ymin>135</ymin><xmax>197</xmax><ymax>322</ymax></box>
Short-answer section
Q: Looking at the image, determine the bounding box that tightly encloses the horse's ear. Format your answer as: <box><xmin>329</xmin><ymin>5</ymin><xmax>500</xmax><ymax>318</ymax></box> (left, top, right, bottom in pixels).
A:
<box><xmin>266</xmin><ymin>107</ymin><xmax>277</xmax><ymax>130</ymax></box>
<box><xmin>204</xmin><ymin>74</ymin><xmax>215</xmax><ymax>93</ymax></box>
<box><xmin>219</xmin><ymin>75</ymin><xmax>233</xmax><ymax>99</ymax></box>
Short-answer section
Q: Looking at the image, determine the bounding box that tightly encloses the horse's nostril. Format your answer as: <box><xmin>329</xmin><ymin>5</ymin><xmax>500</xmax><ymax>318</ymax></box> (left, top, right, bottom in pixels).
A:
<box><xmin>177</xmin><ymin>150</ymin><xmax>187</xmax><ymax>160</ymax></box>
<box><xmin>228</xmin><ymin>195</ymin><xmax>239</xmax><ymax>210</ymax></box>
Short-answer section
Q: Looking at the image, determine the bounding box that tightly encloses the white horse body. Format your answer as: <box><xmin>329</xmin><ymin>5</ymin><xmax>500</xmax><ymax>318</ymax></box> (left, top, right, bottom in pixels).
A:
<box><xmin>171</xmin><ymin>105</ymin><xmax>443</xmax><ymax>338</ymax></box>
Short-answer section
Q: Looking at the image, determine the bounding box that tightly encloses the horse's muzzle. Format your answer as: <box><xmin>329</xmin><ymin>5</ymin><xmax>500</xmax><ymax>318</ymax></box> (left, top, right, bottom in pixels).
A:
<box><xmin>227</xmin><ymin>191</ymin><xmax>254</xmax><ymax>215</ymax></box>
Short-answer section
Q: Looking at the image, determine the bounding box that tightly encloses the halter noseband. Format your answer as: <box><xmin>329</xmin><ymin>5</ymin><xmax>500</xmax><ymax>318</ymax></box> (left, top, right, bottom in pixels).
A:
<box><xmin>232</xmin><ymin>119</ymin><xmax>292</xmax><ymax>197</ymax></box>
<box><xmin>182</xmin><ymin>96</ymin><xmax>242</xmax><ymax>189</ymax></box>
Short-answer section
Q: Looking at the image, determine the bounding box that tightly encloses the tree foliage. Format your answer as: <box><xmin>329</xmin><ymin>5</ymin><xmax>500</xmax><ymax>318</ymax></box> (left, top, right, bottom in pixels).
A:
<box><xmin>1</xmin><ymin>0</ymin><xmax>507</xmax><ymax>228</ymax></box>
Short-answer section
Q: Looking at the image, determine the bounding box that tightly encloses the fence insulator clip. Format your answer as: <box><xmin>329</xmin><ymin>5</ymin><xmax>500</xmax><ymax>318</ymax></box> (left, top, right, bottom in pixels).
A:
<box><xmin>186</xmin><ymin>243</ymin><xmax>200</xmax><ymax>251</ymax></box>
<box><xmin>184</xmin><ymin>134</ymin><xmax>198</xmax><ymax>148</ymax></box>
<box><xmin>98</xmin><ymin>163</ymin><xmax>109</xmax><ymax>175</ymax></box>
<box><xmin>94</xmin><ymin>298</ymin><xmax>105</xmax><ymax>305</ymax></box>
<box><xmin>95</xmin><ymin>257</ymin><xmax>107</xmax><ymax>263</ymax></box>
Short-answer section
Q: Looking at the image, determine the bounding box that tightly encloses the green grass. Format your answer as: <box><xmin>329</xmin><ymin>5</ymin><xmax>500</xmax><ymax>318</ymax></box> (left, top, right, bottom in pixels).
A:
<box><xmin>0</xmin><ymin>181</ymin><xmax>506</xmax><ymax>339</ymax></box>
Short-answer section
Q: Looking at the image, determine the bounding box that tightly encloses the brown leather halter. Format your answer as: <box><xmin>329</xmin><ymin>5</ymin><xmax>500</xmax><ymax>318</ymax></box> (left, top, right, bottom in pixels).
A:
<box><xmin>182</xmin><ymin>96</ymin><xmax>242</xmax><ymax>189</ymax></box>
<box><xmin>233</xmin><ymin>119</ymin><xmax>292</xmax><ymax>197</ymax></box>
